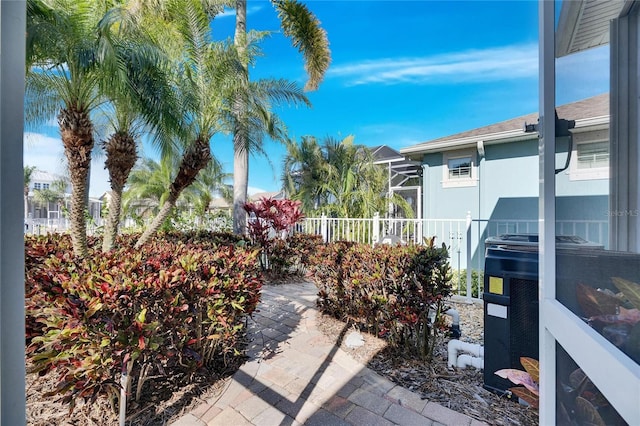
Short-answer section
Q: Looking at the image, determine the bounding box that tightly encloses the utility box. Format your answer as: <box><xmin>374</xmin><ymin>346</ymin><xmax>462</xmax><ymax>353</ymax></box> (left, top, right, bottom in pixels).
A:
<box><xmin>482</xmin><ymin>234</ymin><xmax>603</xmax><ymax>396</ymax></box>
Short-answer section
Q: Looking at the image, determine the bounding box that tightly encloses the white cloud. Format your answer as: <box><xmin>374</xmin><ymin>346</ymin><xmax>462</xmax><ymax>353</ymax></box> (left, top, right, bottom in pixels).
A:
<box><xmin>24</xmin><ymin>132</ymin><xmax>111</xmax><ymax>198</ymax></box>
<box><xmin>248</xmin><ymin>186</ymin><xmax>269</xmax><ymax>196</ymax></box>
<box><xmin>329</xmin><ymin>43</ymin><xmax>539</xmax><ymax>86</ymax></box>
<box><xmin>216</xmin><ymin>5</ymin><xmax>263</xmax><ymax>18</ymax></box>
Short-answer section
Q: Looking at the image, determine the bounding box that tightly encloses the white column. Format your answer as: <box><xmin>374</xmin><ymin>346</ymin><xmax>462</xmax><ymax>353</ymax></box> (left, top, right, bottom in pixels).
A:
<box><xmin>538</xmin><ymin>1</ymin><xmax>557</xmax><ymax>424</ymax></box>
<box><xmin>610</xmin><ymin>13</ymin><xmax>640</xmax><ymax>253</ymax></box>
<box><xmin>372</xmin><ymin>212</ymin><xmax>380</xmax><ymax>245</ymax></box>
<box><xmin>1</xmin><ymin>1</ymin><xmax>27</xmax><ymax>423</ymax></box>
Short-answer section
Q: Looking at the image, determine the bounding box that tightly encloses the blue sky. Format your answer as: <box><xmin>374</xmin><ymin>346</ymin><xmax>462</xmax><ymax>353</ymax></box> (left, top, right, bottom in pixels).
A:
<box><xmin>24</xmin><ymin>1</ymin><xmax>610</xmax><ymax>197</ymax></box>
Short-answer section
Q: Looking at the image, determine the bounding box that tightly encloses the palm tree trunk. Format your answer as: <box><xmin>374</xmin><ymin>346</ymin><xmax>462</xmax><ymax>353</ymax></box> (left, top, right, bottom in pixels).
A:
<box><xmin>232</xmin><ymin>0</ymin><xmax>249</xmax><ymax>235</ymax></box>
<box><xmin>102</xmin><ymin>190</ymin><xmax>122</xmax><ymax>252</ymax></box>
<box><xmin>102</xmin><ymin>132</ymin><xmax>138</xmax><ymax>252</ymax></box>
<box><xmin>59</xmin><ymin>107</ymin><xmax>94</xmax><ymax>258</ymax></box>
<box><xmin>134</xmin><ymin>193</ymin><xmax>179</xmax><ymax>249</ymax></box>
<box><xmin>233</xmin><ymin>135</ymin><xmax>249</xmax><ymax>234</ymax></box>
<box><xmin>134</xmin><ymin>138</ymin><xmax>211</xmax><ymax>248</ymax></box>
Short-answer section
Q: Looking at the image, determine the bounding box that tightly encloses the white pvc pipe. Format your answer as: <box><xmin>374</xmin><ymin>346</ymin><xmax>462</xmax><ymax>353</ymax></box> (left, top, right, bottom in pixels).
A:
<box><xmin>444</xmin><ymin>308</ymin><xmax>460</xmax><ymax>326</ymax></box>
<box><xmin>447</xmin><ymin>339</ymin><xmax>484</xmax><ymax>368</ymax></box>
<box><xmin>457</xmin><ymin>354</ymin><xmax>484</xmax><ymax>369</ymax></box>
<box><xmin>120</xmin><ymin>372</ymin><xmax>128</xmax><ymax>426</ymax></box>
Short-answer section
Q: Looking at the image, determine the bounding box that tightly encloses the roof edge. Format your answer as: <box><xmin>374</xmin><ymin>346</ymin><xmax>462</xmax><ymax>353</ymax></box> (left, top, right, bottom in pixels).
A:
<box><xmin>400</xmin><ymin>115</ymin><xmax>610</xmax><ymax>156</ymax></box>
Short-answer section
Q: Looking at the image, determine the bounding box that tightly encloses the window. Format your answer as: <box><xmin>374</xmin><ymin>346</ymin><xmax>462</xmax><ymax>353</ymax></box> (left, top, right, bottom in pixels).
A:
<box><xmin>570</xmin><ymin>137</ymin><xmax>609</xmax><ymax>180</ymax></box>
<box><xmin>42</xmin><ymin>183</ymin><xmax>49</xmax><ymax>190</ymax></box>
<box><xmin>443</xmin><ymin>150</ymin><xmax>476</xmax><ymax>188</ymax></box>
<box><xmin>34</xmin><ymin>183</ymin><xmax>41</xmax><ymax>190</ymax></box>
<box><xmin>577</xmin><ymin>141</ymin><xmax>609</xmax><ymax>169</ymax></box>
<box><xmin>448</xmin><ymin>157</ymin><xmax>472</xmax><ymax>179</ymax></box>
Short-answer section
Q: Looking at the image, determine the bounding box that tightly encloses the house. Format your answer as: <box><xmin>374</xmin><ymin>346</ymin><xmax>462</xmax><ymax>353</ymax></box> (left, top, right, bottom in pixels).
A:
<box><xmin>402</xmin><ymin>93</ymin><xmax>609</xmax><ymax>229</ymax></box>
<box><xmin>26</xmin><ymin>170</ymin><xmax>69</xmax><ymax>220</ymax></box>
<box><xmin>401</xmin><ymin>94</ymin><xmax>610</xmax><ymax>267</ymax></box>
<box><xmin>26</xmin><ymin>170</ymin><xmax>102</xmax><ymax>228</ymax></box>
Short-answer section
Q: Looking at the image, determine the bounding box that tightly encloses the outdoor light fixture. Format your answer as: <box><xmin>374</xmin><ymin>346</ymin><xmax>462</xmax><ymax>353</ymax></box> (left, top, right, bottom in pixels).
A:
<box><xmin>416</xmin><ymin>165</ymin><xmax>423</xmax><ymax>178</ymax></box>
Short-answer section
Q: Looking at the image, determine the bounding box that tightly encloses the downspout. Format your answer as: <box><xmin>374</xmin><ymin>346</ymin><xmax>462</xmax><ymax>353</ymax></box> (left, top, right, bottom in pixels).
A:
<box><xmin>476</xmin><ymin>140</ymin><xmax>485</xmax><ymax>278</ymax></box>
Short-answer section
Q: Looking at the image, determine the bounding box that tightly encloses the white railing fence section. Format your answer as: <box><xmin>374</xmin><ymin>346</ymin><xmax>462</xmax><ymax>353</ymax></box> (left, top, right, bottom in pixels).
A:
<box><xmin>24</xmin><ymin>217</ymin><xmax>103</xmax><ymax>236</ymax></box>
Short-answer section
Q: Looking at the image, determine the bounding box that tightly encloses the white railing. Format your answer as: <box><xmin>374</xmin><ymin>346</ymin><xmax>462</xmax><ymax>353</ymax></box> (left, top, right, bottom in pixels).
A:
<box><xmin>24</xmin><ymin>217</ymin><xmax>103</xmax><ymax>236</ymax></box>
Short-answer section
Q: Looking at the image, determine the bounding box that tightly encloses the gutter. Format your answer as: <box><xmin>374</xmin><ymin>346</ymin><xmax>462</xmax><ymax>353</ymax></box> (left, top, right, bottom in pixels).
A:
<box><xmin>401</xmin><ymin>115</ymin><xmax>610</xmax><ymax>157</ymax></box>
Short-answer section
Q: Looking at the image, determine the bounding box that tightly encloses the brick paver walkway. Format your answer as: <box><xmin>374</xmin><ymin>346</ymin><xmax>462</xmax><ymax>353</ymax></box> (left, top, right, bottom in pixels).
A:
<box><xmin>171</xmin><ymin>281</ymin><xmax>486</xmax><ymax>426</ymax></box>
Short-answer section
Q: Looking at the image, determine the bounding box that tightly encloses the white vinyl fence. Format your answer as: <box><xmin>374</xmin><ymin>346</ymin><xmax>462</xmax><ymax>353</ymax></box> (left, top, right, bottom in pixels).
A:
<box><xmin>24</xmin><ymin>217</ymin><xmax>103</xmax><ymax>236</ymax></box>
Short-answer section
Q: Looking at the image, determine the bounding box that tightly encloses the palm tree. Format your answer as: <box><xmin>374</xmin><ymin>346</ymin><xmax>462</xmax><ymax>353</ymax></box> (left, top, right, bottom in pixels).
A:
<box><xmin>123</xmin><ymin>155</ymin><xmax>231</xmax><ymax>229</ymax></box>
<box><xmin>133</xmin><ymin>0</ymin><xmax>238</xmax><ymax>249</ymax></box>
<box><xmin>281</xmin><ymin>136</ymin><xmax>330</xmax><ymax>212</ymax></box>
<box><xmin>96</xmin><ymin>13</ymin><xmax>179</xmax><ymax>252</ymax></box>
<box><xmin>282</xmin><ymin>135</ymin><xmax>411</xmax><ymax>219</ymax></box>
<box><xmin>183</xmin><ymin>157</ymin><xmax>232</xmax><ymax>218</ymax></box>
<box><xmin>231</xmin><ymin>0</ymin><xmax>331</xmax><ymax>235</ymax></box>
<box><xmin>24</xmin><ymin>165</ymin><xmax>38</xmax><ymax>220</ymax></box>
<box><xmin>122</xmin><ymin>157</ymin><xmax>174</xmax><ymax>221</ymax></box>
<box><xmin>25</xmin><ymin>0</ymin><xmax>126</xmax><ymax>257</ymax></box>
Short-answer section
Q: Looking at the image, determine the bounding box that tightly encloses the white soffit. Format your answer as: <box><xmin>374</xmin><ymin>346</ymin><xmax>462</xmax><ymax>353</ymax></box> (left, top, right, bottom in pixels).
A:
<box><xmin>556</xmin><ymin>0</ymin><xmax>629</xmax><ymax>58</ymax></box>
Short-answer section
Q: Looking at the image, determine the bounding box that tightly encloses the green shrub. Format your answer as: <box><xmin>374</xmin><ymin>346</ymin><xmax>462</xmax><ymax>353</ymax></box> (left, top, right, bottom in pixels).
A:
<box><xmin>25</xmin><ymin>233</ymin><xmax>262</xmax><ymax>410</ymax></box>
<box><xmin>306</xmin><ymin>239</ymin><xmax>452</xmax><ymax>360</ymax></box>
<box><xmin>450</xmin><ymin>269</ymin><xmax>484</xmax><ymax>298</ymax></box>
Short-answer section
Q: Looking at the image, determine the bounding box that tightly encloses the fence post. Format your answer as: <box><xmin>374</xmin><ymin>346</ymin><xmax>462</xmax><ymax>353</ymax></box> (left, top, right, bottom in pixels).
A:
<box><xmin>466</xmin><ymin>211</ymin><xmax>473</xmax><ymax>303</ymax></box>
<box><xmin>321</xmin><ymin>213</ymin><xmax>328</xmax><ymax>243</ymax></box>
<box><xmin>372</xmin><ymin>212</ymin><xmax>380</xmax><ymax>245</ymax></box>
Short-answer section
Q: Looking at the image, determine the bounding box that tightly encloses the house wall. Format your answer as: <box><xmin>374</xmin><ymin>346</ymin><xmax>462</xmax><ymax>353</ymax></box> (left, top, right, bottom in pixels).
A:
<box><xmin>422</xmin><ymin>133</ymin><xmax>609</xmax><ymax>222</ymax></box>
<box><xmin>420</xmin><ymin>131</ymin><xmax>610</xmax><ymax>268</ymax></box>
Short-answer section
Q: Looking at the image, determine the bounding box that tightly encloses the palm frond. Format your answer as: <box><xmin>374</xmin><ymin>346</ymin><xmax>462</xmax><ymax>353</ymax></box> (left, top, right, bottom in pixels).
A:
<box><xmin>272</xmin><ymin>0</ymin><xmax>331</xmax><ymax>91</ymax></box>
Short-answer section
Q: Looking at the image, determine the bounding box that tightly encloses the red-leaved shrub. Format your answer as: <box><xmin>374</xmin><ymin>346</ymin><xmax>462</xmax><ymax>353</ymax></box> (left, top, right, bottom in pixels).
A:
<box><xmin>306</xmin><ymin>238</ymin><xmax>452</xmax><ymax>360</ymax></box>
<box><xmin>25</xmin><ymin>232</ymin><xmax>262</xmax><ymax>410</ymax></box>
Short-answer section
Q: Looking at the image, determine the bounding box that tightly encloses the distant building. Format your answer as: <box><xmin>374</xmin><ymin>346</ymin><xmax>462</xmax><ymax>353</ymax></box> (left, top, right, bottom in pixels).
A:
<box><xmin>26</xmin><ymin>170</ymin><xmax>102</xmax><ymax>224</ymax></box>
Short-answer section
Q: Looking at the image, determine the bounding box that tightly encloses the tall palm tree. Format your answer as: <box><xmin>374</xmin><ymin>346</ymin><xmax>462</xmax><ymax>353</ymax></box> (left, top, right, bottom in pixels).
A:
<box><xmin>26</xmin><ymin>0</ymin><xmax>125</xmax><ymax>257</ymax></box>
<box><xmin>24</xmin><ymin>165</ymin><xmax>38</xmax><ymax>220</ymax></box>
<box><xmin>133</xmin><ymin>0</ymin><xmax>238</xmax><ymax>249</ymax></box>
<box><xmin>231</xmin><ymin>0</ymin><xmax>331</xmax><ymax>235</ymax></box>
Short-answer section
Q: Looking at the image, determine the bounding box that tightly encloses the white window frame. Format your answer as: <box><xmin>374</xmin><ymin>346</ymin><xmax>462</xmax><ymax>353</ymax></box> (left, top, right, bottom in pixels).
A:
<box><xmin>33</xmin><ymin>182</ymin><xmax>41</xmax><ymax>190</ymax></box>
<box><xmin>569</xmin><ymin>129</ymin><xmax>610</xmax><ymax>181</ymax></box>
<box><xmin>442</xmin><ymin>150</ymin><xmax>476</xmax><ymax>188</ymax></box>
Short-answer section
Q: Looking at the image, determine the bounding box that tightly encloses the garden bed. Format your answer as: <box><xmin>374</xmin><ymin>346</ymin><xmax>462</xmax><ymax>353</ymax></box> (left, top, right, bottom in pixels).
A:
<box><xmin>315</xmin><ymin>299</ymin><xmax>538</xmax><ymax>426</ymax></box>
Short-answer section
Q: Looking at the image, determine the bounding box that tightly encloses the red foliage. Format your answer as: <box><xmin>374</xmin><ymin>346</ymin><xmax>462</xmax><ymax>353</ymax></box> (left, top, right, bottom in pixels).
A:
<box><xmin>243</xmin><ymin>197</ymin><xmax>306</xmax><ymax>273</ymax></box>
<box><xmin>305</xmin><ymin>240</ymin><xmax>452</xmax><ymax>359</ymax></box>
<box><xmin>25</xmin><ymin>232</ymin><xmax>262</xmax><ymax>409</ymax></box>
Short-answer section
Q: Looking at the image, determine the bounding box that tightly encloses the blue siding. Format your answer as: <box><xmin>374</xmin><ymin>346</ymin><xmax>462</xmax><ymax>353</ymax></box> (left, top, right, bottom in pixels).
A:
<box><xmin>420</xmin><ymin>136</ymin><xmax>609</xmax><ymax>268</ymax></box>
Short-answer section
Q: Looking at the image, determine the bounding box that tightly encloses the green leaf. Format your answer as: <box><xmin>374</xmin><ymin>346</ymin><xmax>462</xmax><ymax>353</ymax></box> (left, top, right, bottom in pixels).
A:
<box><xmin>137</xmin><ymin>308</ymin><xmax>147</xmax><ymax>324</ymax></box>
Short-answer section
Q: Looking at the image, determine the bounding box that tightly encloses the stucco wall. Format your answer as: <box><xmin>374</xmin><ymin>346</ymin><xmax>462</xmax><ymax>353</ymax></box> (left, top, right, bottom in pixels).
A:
<box><xmin>420</xmin><ymin>134</ymin><xmax>610</xmax><ymax>268</ymax></box>
<box><xmin>421</xmin><ymin>135</ymin><xmax>609</xmax><ymax>222</ymax></box>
